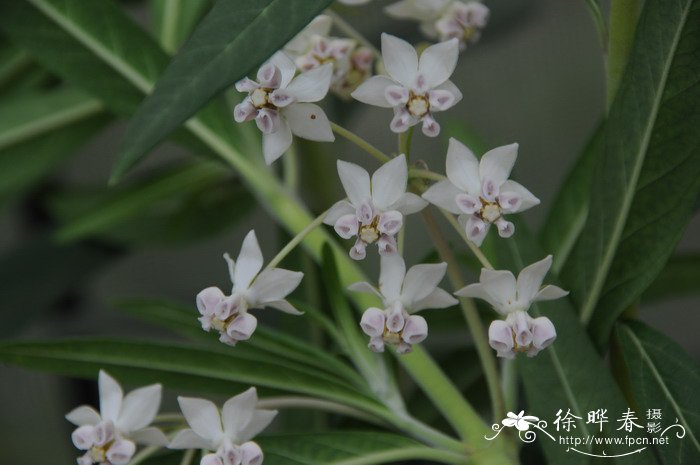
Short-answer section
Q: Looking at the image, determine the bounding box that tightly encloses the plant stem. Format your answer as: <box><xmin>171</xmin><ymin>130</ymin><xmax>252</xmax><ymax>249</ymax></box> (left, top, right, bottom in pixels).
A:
<box><xmin>441</xmin><ymin>211</ymin><xmax>494</xmax><ymax>270</ymax></box>
<box><xmin>264</xmin><ymin>209</ymin><xmax>329</xmax><ymax>271</ymax></box>
<box><xmin>130</xmin><ymin>445</ymin><xmax>161</xmax><ymax>465</ymax></box>
<box><xmin>331</xmin><ymin>121</ymin><xmax>391</xmax><ymax>163</ymax></box>
<box><xmin>501</xmin><ymin>359</ymin><xmax>517</xmax><ymax>414</ymax></box>
<box><xmin>325</xmin><ymin>10</ymin><xmax>382</xmax><ymax>59</ymax></box>
<box><xmin>607</xmin><ymin>0</ymin><xmax>641</xmax><ymax>109</ymax></box>
<box><xmin>179</xmin><ymin>449</ymin><xmax>196</xmax><ymax>465</ymax></box>
<box><xmin>409</xmin><ymin>168</ymin><xmax>445</xmax><ymax>181</ymax></box>
<box><xmin>584</xmin><ymin>0</ymin><xmax>608</xmax><ymax>49</ymax></box>
<box><xmin>257</xmin><ymin>396</ymin><xmax>387</xmax><ymax>425</ymax></box>
<box><xmin>422</xmin><ymin>208</ymin><xmax>505</xmax><ymax>421</ymax></box>
<box><xmin>399</xmin><ymin>127</ymin><xmax>414</xmax><ymax>159</ymax></box>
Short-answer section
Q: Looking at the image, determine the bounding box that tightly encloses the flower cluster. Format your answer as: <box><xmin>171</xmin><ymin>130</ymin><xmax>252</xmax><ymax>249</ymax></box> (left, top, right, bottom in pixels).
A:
<box><xmin>196</xmin><ymin>230</ymin><xmax>303</xmax><ymax>346</ymax></box>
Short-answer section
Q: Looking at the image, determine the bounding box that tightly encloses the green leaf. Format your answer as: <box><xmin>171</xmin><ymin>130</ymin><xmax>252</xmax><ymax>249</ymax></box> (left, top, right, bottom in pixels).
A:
<box><xmin>540</xmin><ymin>125</ymin><xmax>602</xmax><ymax>274</ymax></box>
<box><xmin>0</xmin><ymin>86</ymin><xmax>102</xmax><ymax>151</ymax></box>
<box><xmin>0</xmin><ymin>238</ymin><xmax>118</xmax><ymax>337</ymax></box>
<box><xmin>616</xmin><ymin>320</ymin><xmax>700</xmax><ymax>464</ymax></box>
<box><xmin>642</xmin><ymin>253</ymin><xmax>700</xmax><ymax>302</ymax></box>
<box><xmin>259</xmin><ymin>432</ymin><xmax>463</xmax><ymax>465</ymax></box>
<box><xmin>49</xmin><ymin>162</ymin><xmax>235</xmax><ymax>243</ymax></box>
<box><xmin>498</xmin><ymin>224</ymin><xmax>657</xmax><ymax>465</ymax></box>
<box><xmin>116</xmin><ymin>298</ymin><xmax>367</xmax><ymax>388</ymax></box>
<box><xmin>150</xmin><ymin>0</ymin><xmax>211</xmax><ymax>53</ymax></box>
<box><xmin>115</xmin><ymin>0</ymin><xmax>333</xmax><ymax>179</ymax></box>
<box><xmin>562</xmin><ymin>0</ymin><xmax>700</xmax><ymax>339</ymax></box>
<box><xmin>0</xmin><ymin>338</ymin><xmax>388</xmax><ymax>416</ymax></box>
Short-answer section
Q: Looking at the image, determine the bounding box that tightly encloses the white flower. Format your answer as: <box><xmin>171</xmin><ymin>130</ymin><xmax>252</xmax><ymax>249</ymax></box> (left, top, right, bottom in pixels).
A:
<box><xmin>454</xmin><ymin>255</ymin><xmax>568</xmax><ymax>359</ymax></box>
<box><xmin>350</xmin><ymin>254</ymin><xmax>457</xmax><ymax>353</ymax></box>
<box><xmin>196</xmin><ymin>230</ymin><xmax>303</xmax><ymax>346</ymax></box>
<box><xmin>351</xmin><ymin>34</ymin><xmax>462</xmax><ymax>137</ymax></box>
<box><xmin>502</xmin><ymin>411</ymin><xmax>539</xmax><ymax>432</ymax></box>
<box><xmin>66</xmin><ymin>371</ymin><xmax>167</xmax><ymax>465</ymax></box>
<box><xmin>323</xmin><ymin>154</ymin><xmax>427</xmax><ymax>260</ymax></box>
<box><xmin>284</xmin><ymin>15</ymin><xmax>375</xmax><ymax>99</ymax></box>
<box><xmin>386</xmin><ymin>1</ymin><xmax>489</xmax><ymax>50</ymax></box>
<box><xmin>234</xmin><ymin>52</ymin><xmax>334</xmax><ymax>165</ymax></box>
<box><xmin>422</xmin><ymin>138</ymin><xmax>540</xmax><ymax>246</ymax></box>
<box><xmin>170</xmin><ymin>388</ymin><xmax>276</xmax><ymax>465</ymax></box>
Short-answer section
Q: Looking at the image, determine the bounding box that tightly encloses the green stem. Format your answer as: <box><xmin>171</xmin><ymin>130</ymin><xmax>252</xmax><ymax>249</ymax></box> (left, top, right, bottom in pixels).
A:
<box><xmin>325</xmin><ymin>10</ymin><xmax>382</xmax><ymax>59</ymax></box>
<box><xmin>130</xmin><ymin>445</ymin><xmax>162</xmax><ymax>465</ymax></box>
<box><xmin>399</xmin><ymin>127</ymin><xmax>414</xmax><ymax>159</ymax></box>
<box><xmin>331</xmin><ymin>121</ymin><xmax>391</xmax><ymax>163</ymax></box>
<box><xmin>501</xmin><ymin>359</ymin><xmax>517</xmax><ymax>414</ymax></box>
<box><xmin>179</xmin><ymin>449</ymin><xmax>196</xmax><ymax>465</ymax></box>
<box><xmin>256</xmin><ymin>396</ymin><xmax>387</xmax><ymax>425</ymax></box>
<box><xmin>607</xmin><ymin>0</ymin><xmax>641</xmax><ymax>109</ymax></box>
<box><xmin>331</xmin><ymin>447</ymin><xmax>468</xmax><ymax>465</ymax></box>
<box><xmin>264</xmin><ymin>209</ymin><xmax>329</xmax><ymax>271</ymax></box>
<box><xmin>584</xmin><ymin>0</ymin><xmax>608</xmax><ymax>49</ymax></box>
<box><xmin>409</xmin><ymin>168</ymin><xmax>445</xmax><ymax>182</ymax></box>
<box><xmin>422</xmin><ymin>208</ymin><xmax>505</xmax><ymax>421</ymax></box>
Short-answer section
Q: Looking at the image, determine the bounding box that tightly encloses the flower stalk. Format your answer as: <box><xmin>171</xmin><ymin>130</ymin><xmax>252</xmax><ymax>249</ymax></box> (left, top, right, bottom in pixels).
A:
<box><xmin>330</xmin><ymin>121</ymin><xmax>391</xmax><ymax>163</ymax></box>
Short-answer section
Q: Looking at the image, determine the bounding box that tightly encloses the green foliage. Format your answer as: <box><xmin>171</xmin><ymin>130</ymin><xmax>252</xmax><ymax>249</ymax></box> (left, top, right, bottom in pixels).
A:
<box><xmin>562</xmin><ymin>0</ymin><xmax>700</xmax><ymax>347</ymax></box>
<box><xmin>616</xmin><ymin>321</ymin><xmax>700</xmax><ymax>464</ymax></box>
<box><xmin>150</xmin><ymin>0</ymin><xmax>211</xmax><ymax>53</ymax></box>
<box><xmin>642</xmin><ymin>253</ymin><xmax>700</xmax><ymax>303</ymax></box>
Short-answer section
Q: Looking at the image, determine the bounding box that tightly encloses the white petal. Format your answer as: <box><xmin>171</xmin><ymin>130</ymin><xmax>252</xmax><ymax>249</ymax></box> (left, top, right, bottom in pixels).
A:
<box><xmin>479</xmin><ymin>143</ymin><xmax>518</xmax><ymax>188</ymax></box>
<box><xmin>480</xmin><ymin>268</ymin><xmax>517</xmax><ymax>312</ymax></box>
<box><xmin>508</xmin><ymin>311</ymin><xmax>532</xmax><ymax>347</ymax></box>
<box><xmin>117</xmin><ymin>383</ymin><xmax>161</xmax><ymax>433</ymax></box>
<box><xmin>384</xmin><ymin>0</ymin><xmax>423</xmax><ymax>19</ymax></box>
<box><xmin>177</xmin><ymin>397</ymin><xmax>223</xmax><ymax>445</ymax></box>
<box><xmin>337</xmin><ymin>160</ymin><xmax>371</xmax><ymax>206</ymax></box>
<box><xmin>464</xmin><ymin>214</ymin><xmax>490</xmax><ymax>246</ymax></box>
<box><xmin>381</xmin><ymin>33</ymin><xmax>418</xmax><ymax>86</ymax></box>
<box><xmin>385</xmin><ymin>304</ymin><xmax>405</xmax><ymax>333</ymax></box>
<box><xmin>488</xmin><ymin>319</ymin><xmax>514</xmax><ymax>355</ymax></box>
<box><xmin>385</xmin><ymin>85</ymin><xmax>409</xmax><ymax>106</ymax></box>
<box><xmin>238</xmin><ymin>410</ymin><xmax>278</xmax><ymax>443</ymax></box>
<box><xmin>269</xmin><ymin>52</ymin><xmax>297</xmax><ymax>88</ymax></box>
<box><xmin>266</xmin><ymin>299</ymin><xmax>304</xmax><ymax>315</ymax></box>
<box><xmin>378</xmin><ymin>210</ymin><xmax>403</xmax><ymax>236</ymax></box>
<box><xmin>256</xmin><ymin>62</ymin><xmax>281</xmax><ymax>88</ymax></box>
<box><xmin>371</xmin><ymin>154</ymin><xmax>408</xmax><ymax>209</ymax></box>
<box><xmin>98</xmin><ymin>370</ymin><xmax>123</xmax><ymax>423</ymax></box>
<box><xmin>197</xmin><ymin>287</ymin><xmax>226</xmax><ymax>316</ymax></box>
<box><xmin>66</xmin><ymin>406</ymin><xmax>101</xmax><ymax>427</ymax></box>
<box><xmin>377</xmin><ymin>234</ymin><xmax>398</xmax><ymax>255</ymax></box>
<box><xmin>379</xmin><ymin>254</ymin><xmax>406</xmax><ymax>301</ymax></box>
<box><xmin>268</xmin><ymin>89</ymin><xmax>296</xmax><ymax>108</ymax></box>
<box><xmin>168</xmin><ymin>429</ymin><xmax>214</xmax><ymax>450</ymax></box>
<box><xmin>389</xmin><ymin>192</ymin><xmax>428</xmax><ymax>215</ymax></box>
<box><xmin>496</xmin><ymin>218</ymin><xmax>515</xmax><ymax>238</ymax></box>
<box><xmin>396</xmin><ymin>341</ymin><xmax>413</xmax><ymax>354</ymax></box>
<box><xmin>428</xmin><ymin>89</ymin><xmax>456</xmax><ymax>111</ymax></box>
<box><xmin>351</xmin><ymin>75</ymin><xmax>396</xmax><ymax>108</ymax></box>
<box><xmin>234</xmin><ymin>231</ymin><xmax>264</xmax><ymax>291</ymax></box>
<box><xmin>412</xmin><ymin>287</ymin><xmax>458</xmax><ymax>311</ymax></box>
<box><xmin>534</xmin><ymin>285</ymin><xmax>569</xmax><ymax>302</ymax></box>
<box><xmin>402</xmin><ymin>315</ymin><xmax>428</xmax><ymax>344</ymax></box>
<box><xmin>417</xmin><ymin>38</ymin><xmax>458</xmax><ymax>88</ymax></box>
<box><xmin>221</xmin><ymin>443</ymin><xmax>241</xmax><ymax>465</ymax></box>
<box><xmin>202</xmin><ymin>453</ymin><xmax>223</xmax><ymax>465</ymax></box>
<box><xmin>435</xmin><ymin>80</ymin><xmax>463</xmax><ymax>105</ymax></box>
<box><xmin>94</xmin><ymin>420</ymin><xmax>115</xmax><ymax>446</ymax></box>
<box><xmin>286</xmin><ymin>64</ymin><xmax>332</xmax><ymax>102</ymax></box>
<box><xmin>234</xmin><ymin>100</ymin><xmax>257</xmax><ymax>123</ymax></box>
<box><xmin>455</xmin><ymin>193</ymin><xmax>480</xmax><ymax>214</ymax></box>
<box><xmin>130</xmin><ymin>427</ymin><xmax>168</xmax><ymax>446</ymax></box>
<box><xmin>390</xmin><ymin>107</ymin><xmax>414</xmax><ymax>133</ymax></box>
<box><xmin>350</xmin><ymin>239</ymin><xmax>367</xmax><ymax>260</ymax></box>
<box><xmin>324</xmin><ymin>200</ymin><xmax>355</xmax><ymax>225</ymax></box>
<box><xmin>446</xmin><ymin>138</ymin><xmax>481</xmax><ymax>194</ymax></box>
<box><xmin>421</xmin><ymin>114</ymin><xmax>440</xmax><ymax>137</ymax></box>
<box><xmin>249</xmin><ymin>269</ymin><xmax>303</xmax><ymax>304</ymax></box>
<box><xmin>227</xmin><ymin>313</ymin><xmax>258</xmax><ymax>341</ymax></box>
<box><xmin>516</xmin><ymin>255</ymin><xmax>553</xmax><ymax>306</ymax></box>
<box><xmin>285</xmin><ymin>15</ymin><xmax>332</xmax><ymax>54</ymax></box>
<box><xmin>454</xmin><ymin>283</ymin><xmax>497</xmax><ymax>307</ymax></box>
<box><xmin>402</xmin><ymin>262</ymin><xmax>448</xmax><ymax>305</ymax></box>
<box><xmin>72</xmin><ymin>425</ymin><xmax>96</xmax><ymax>450</ymax></box>
<box><xmin>499</xmin><ymin>180</ymin><xmax>540</xmax><ymax>212</ymax></box>
<box><xmin>334</xmin><ymin>214</ymin><xmax>359</xmax><ymax>239</ymax></box>
<box><xmin>368</xmin><ymin>336</ymin><xmax>385</xmax><ymax>352</ymax></box>
<box><xmin>240</xmin><ymin>441</ymin><xmax>264</xmax><ymax>465</ymax></box>
<box><xmin>530</xmin><ymin>316</ymin><xmax>557</xmax><ymax>349</ymax></box>
<box><xmin>262</xmin><ymin>118</ymin><xmax>293</xmax><ymax>165</ymax></box>
<box><xmin>360</xmin><ymin>307</ymin><xmax>386</xmax><ymax>337</ymax></box>
<box><xmin>422</xmin><ymin>179</ymin><xmax>462</xmax><ymax>214</ymax></box>
<box><xmin>106</xmin><ymin>439</ymin><xmax>135</xmax><ymax>465</ymax></box>
<box><xmin>222</xmin><ymin>388</ymin><xmax>258</xmax><ymax>439</ymax></box>
<box><xmin>284</xmin><ymin>103</ymin><xmax>334</xmax><ymax>142</ymax></box>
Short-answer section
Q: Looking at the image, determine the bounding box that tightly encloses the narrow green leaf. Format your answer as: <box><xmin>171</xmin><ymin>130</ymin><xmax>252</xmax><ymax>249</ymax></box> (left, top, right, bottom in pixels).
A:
<box><xmin>617</xmin><ymin>320</ymin><xmax>700</xmax><ymax>464</ymax></box>
<box><xmin>0</xmin><ymin>338</ymin><xmax>388</xmax><ymax>416</ymax></box>
<box><xmin>642</xmin><ymin>253</ymin><xmax>700</xmax><ymax>302</ymax></box>
<box><xmin>562</xmin><ymin>0</ymin><xmax>700</xmax><ymax>335</ymax></box>
<box><xmin>115</xmin><ymin>0</ymin><xmax>333</xmax><ymax>179</ymax></box>
<box><xmin>540</xmin><ymin>125</ymin><xmax>602</xmax><ymax>274</ymax></box>
<box><xmin>150</xmin><ymin>0</ymin><xmax>211</xmax><ymax>53</ymax></box>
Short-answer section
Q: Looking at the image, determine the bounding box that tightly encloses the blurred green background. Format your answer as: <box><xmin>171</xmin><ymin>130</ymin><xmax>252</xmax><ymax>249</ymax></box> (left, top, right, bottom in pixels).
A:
<box><xmin>1</xmin><ymin>0</ymin><xmax>697</xmax><ymax>463</ymax></box>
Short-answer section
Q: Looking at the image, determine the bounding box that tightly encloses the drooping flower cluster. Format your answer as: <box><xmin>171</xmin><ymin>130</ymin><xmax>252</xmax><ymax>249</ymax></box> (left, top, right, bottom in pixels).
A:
<box><xmin>351</xmin><ymin>254</ymin><xmax>457</xmax><ymax>353</ymax></box>
<box><xmin>324</xmin><ymin>154</ymin><xmax>427</xmax><ymax>259</ymax></box>
<box><xmin>170</xmin><ymin>388</ymin><xmax>275</xmax><ymax>465</ymax></box>
<box><xmin>423</xmin><ymin>138</ymin><xmax>539</xmax><ymax>246</ymax></box>
<box><xmin>352</xmin><ymin>34</ymin><xmax>462</xmax><ymax>137</ymax></box>
<box><xmin>66</xmin><ymin>371</ymin><xmax>167</xmax><ymax>465</ymax></box>
<box><xmin>66</xmin><ymin>372</ymin><xmax>275</xmax><ymax>465</ymax></box>
<box><xmin>197</xmin><ymin>230</ymin><xmax>303</xmax><ymax>346</ymax></box>
<box><xmin>455</xmin><ymin>256</ymin><xmax>567</xmax><ymax>358</ymax></box>
<box><xmin>234</xmin><ymin>52</ymin><xmax>334</xmax><ymax>164</ymax></box>
<box><xmin>386</xmin><ymin>0</ymin><xmax>490</xmax><ymax>49</ymax></box>
<box><xmin>284</xmin><ymin>15</ymin><xmax>375</xmax><ymax>99</ymax></box>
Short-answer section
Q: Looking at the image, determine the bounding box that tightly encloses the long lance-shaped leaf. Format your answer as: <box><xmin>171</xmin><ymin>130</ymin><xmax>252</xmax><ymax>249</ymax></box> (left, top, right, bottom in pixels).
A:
<box><xmin>115</xmin><ymin>0</ymin><xmax>333</xmax><ymax>180</ymax></box>
<box><xmin>562</xmin><ymin>0</ymin><xmax>700</xmax><ymax>337</ymax></box>
<box><xmin>616</xmin><ymin>321</ymin><xmax>700</xmax><ymax>464</ymax></box>
<box><xmin>0</xmin><ymin>1</ymin><xmax>504</xmax><ymax>456</ymax></box>
<box><xmin>642</xmin><ymin>253</ymin><xmax>700</xmax><ymax>303</ymax></box>
<box><xmin>496</xmin><ymin>222</ymin><xmax>658</xmax><ymax>465</ymax></box>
